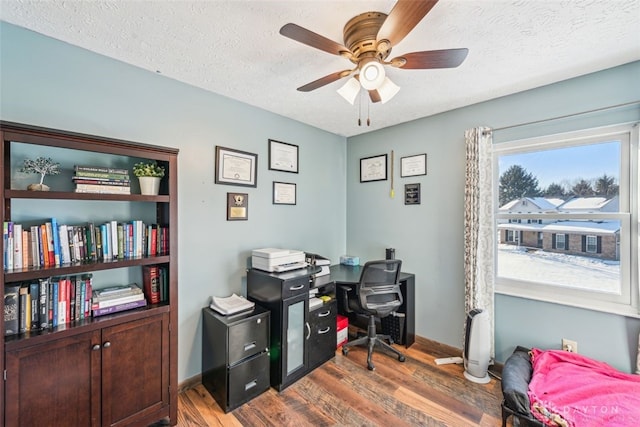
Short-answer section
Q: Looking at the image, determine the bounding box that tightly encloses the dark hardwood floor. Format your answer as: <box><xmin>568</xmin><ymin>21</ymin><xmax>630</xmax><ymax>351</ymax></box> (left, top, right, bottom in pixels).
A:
<box><xmin>174</xmin><ymin>336</ymin><xmax>508</xmax><ymax>426</ymax></box>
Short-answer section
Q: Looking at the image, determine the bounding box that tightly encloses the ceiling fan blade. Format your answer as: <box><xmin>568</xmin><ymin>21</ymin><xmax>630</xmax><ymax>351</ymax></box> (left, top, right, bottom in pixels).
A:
<box><xmin>391</xmin><ymin>48</ymin><xmax>469</xmax><ymax>69</ymax></box>
<box><xmin>297</xmin><ymin>70</ymin><xmax>352</xmax><ymax>92</ymax></box>
<box><xmin>377</xmin><ymin>0</ymin><xmax>439</xmax><ymax>46</ymax></box>
<box><xmin>369</xmin><ymin>90</ymin><xmax>382</xmax><ymax>103</ymax></box>
<box><xmin>280</xmin><ymin>23</ymin><xmax>351</xmax><ymax>57</ymax></box>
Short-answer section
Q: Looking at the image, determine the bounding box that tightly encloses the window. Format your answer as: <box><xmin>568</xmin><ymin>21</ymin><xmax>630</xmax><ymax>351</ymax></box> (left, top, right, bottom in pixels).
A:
<box><xmin>585</xmin><ymin>235</ymin><xmax>598</xmax><ymax>253</ymax></box>
<box><xmin>494</xmin><ymin>124</ymin><xmax>638</xmax><ymax>316</ymax></box>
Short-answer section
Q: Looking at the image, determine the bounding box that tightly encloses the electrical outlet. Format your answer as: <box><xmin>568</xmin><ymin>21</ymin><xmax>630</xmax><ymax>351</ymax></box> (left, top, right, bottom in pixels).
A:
<box><xmin>562</xmin><ymin>338</ymin><xmax>578</xmax><ymax>353</ymax></box>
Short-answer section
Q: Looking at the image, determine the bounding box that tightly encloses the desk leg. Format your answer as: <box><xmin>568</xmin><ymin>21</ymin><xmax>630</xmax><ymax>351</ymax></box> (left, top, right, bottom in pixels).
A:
<box><xmin>401</xmin><ymin>276</ymin><xmax>415</xmax><ymax>348</ymax></box>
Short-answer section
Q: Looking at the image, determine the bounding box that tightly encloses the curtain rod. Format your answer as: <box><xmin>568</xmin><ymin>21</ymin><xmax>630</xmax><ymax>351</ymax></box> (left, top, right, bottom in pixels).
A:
<box><xmin>487</xmin><ymin>100</ymin><xmax>640</xmax><ymax>134</ymax></box>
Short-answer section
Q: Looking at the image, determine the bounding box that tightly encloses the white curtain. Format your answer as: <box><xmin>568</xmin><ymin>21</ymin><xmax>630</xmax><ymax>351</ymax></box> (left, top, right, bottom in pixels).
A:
<box><xmin>463</xmin><ymin>127</ymin><xmax>495</xmax><ymax>358</ymax></box>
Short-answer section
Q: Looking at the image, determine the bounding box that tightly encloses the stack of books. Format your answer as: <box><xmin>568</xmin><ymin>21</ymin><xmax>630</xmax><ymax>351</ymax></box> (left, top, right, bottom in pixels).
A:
<box><xmin>91</xmin><ymin>283</ymin><xmax>146</xmax><ymax>317</ymax></box>
<box><xmin>73</xmin><ymin>165</ymin><xmax>131</xmax><ymax>194</ymax></box>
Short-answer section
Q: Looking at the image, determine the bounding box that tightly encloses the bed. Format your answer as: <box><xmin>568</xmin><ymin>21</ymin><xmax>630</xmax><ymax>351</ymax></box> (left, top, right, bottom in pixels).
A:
<box><xmin>501</xmin><ymin>346</ymin><xmax>640</xmax><ymax>427</ymax></box>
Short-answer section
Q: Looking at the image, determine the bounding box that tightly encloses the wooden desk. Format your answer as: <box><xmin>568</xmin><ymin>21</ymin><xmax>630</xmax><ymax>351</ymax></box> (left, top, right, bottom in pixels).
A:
<box><xmin>330</xmin><ymin>264</ymin><xmax>415</xmax><ymax>348</ymax></box>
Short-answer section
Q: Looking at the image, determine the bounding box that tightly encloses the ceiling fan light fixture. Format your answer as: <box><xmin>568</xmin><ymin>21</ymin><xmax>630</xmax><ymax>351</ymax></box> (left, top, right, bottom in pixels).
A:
<box><xmin>337</xmin><ymin>77</ymin><xmax>361</xmax><ymax>105</ymax></box>
<box><xmin>377</xmin><ymin>77</ymin><xmax>400</xmax><ymax>104</ymax></box>
<box><xmin>359</xmin><ymin>61</ymin><xmax>385</xmax><ymax>90</ymax></box>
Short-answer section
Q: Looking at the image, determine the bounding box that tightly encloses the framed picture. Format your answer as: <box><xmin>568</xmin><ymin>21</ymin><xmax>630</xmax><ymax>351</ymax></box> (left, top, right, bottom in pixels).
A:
<box><xmin>405</xmin><ymin>183</ymin><xmax>421</xmax><ymax>205</ymax></box>
<box><xmin>215</xmin><ymin>146</ymin><xmax>257</xmax><ymax>187</ymax></box>
<box><xmin>269</xmin><ymin>139</ymin><xmax>299</xmax><ymax>173</ymax></box>
<box><xmin>273</xmin><ymin>181</ymin><xmax>297</xmax><ymax>205</ymax></box>
<box><xmin>360</xmin><ymin>154</ymin><xmax>388</xmax><ymax>182</ymax></box>
<box><xmin>227</xmin><ymin>192</ymin><xmax>248</xmax><ymax>220</ymax></box>
<box><xmin>400</xmin><ymin>153</ymin><xmax>427</xmax><ymax>177</ymax></box>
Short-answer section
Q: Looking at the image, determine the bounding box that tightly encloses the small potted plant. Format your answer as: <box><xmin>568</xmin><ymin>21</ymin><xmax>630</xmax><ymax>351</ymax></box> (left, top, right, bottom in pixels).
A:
<box><xmin>20</xmin><ymin>157</ymin><xmax>61</xmax><ymax>191</ymax></box>
<box><xmin>133</xmin><ymin>160</ymin><xmax>165</xmax><ymax>195</ymax></box>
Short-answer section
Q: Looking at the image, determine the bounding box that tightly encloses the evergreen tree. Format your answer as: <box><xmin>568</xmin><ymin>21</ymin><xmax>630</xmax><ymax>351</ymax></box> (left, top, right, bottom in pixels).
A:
<box><xmin>499</xmin><ymin>165</ymin><xmax>541</xmax><ymax>206</ymax></box>
<box><xmin>544</xmin><ymin>182</ymin><xmax>567</xmax><ymax>199</ymax></box>
<box><xmin>594</xmin><ymin>174</ymin><xmax>618</xmax><ymax>197</ymax></box>
<box><xmin>571</xmin><ymin>179</ymin><xmax>595</xmax><ymax>197</ymax></box>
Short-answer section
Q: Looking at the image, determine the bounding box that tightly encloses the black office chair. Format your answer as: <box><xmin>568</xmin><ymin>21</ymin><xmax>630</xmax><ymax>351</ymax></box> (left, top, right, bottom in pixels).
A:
<box><xmin>340</xmin><ymin>259</ymin><xmax>406</xmax><ymax>370</ymax></box>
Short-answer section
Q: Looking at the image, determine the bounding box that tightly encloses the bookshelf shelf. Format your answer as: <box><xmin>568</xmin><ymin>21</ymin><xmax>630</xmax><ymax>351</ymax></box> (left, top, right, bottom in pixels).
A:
<box><xmin>1</xmin><ymin>121</ymin><xmax>178</xmax><ymax>426</ymax></box>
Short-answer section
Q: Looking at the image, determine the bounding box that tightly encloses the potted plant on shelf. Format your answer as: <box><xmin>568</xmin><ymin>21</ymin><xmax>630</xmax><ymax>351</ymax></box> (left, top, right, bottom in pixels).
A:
<box><xmin>133</xmin><ymin>160</ymin><xmax>165</xmax><ymax>195</ymax></box>
<box><xmin>20</xmin><ymin>157</ymin><xmax>61</xmax><ymax>191</ymax></box>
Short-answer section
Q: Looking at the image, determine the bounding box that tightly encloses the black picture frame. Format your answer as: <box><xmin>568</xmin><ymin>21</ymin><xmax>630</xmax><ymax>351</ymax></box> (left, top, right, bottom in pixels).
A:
<box><xmin>215</xmin><ymin>146</ymin><xmax>257</xmax><ymax>187</ymax></box>
<box><xmin>360</xmin><ymin>154</ymin><xmax>388</xmax><ymax>182</ymax></box>
<box><xmin>272</xmin><ymin>181</ymin><xmax>297</xmax><ymax>205</ymax></box>
<box><xmin>227</xmin><ymin>192</ymin><xmax>248</xmax><ymax>220</ymax></box>
<box><xmin>400</xmin><ymin>153</ymin><xmax>427</xmax><ymax>177</ymax></box>
<box><xmin>268</xmin><ymin>139</ymin><xmax>299</xmax><ymax>173</ymax></box>
<box><xmin>405</xmin><ymin>183</ymin><xmax>421</xmax><ymax>205</ymax></box>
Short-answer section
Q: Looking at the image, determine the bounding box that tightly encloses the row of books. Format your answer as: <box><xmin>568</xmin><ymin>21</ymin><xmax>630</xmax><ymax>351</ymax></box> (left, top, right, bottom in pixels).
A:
<box><xmin>73</xmin><ymin>165</ymin><xmax>131</xmax><ymax>195</ymax></box>
<box><xmin>3</xmin><ymin>219</ymin><xmax>169</xmax><ymax>271</ymax></box>
<box><xmin>3</xmin><ymin>266</ymin><xmax>168</xmax><ymax>336</ymax></box>
<box><xmin>3</xmin><ymin>274</ymin><xmax>94</xmax><ymax>336</ymax></box>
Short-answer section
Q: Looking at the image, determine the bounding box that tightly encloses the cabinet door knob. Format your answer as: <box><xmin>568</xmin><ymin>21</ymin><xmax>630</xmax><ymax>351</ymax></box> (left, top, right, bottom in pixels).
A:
<box><xmin>92</xmin><ymin>344</ymin><xmax>101</xmax><ymax>351</ymax></box>
<box><xmin>103</xmin><ymin>341</ymin><xmax>112</xmax><ymax>348</ymax></box>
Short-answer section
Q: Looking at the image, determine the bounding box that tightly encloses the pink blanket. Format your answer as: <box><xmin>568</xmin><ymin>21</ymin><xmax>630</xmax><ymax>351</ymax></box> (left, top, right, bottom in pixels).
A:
<box><xmin>527</xmin><ymin>348</ymin><xmax>640</xmax><ymax>426</ymax></box>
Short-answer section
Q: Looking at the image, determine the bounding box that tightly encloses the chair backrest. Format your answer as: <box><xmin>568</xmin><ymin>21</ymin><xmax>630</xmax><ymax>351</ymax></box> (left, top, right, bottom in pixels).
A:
<box><xmin>356</xmin><ymin>259</ymin><xmax>403</xmax><ymax>317</ymax></box>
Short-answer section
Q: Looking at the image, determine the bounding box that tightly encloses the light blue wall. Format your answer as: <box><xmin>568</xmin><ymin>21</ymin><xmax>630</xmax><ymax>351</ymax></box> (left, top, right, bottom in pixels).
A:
<box><xmin>2</xmin><ymin>20</ymin><xmax>639</xmax><ymax>379</ymax></box>
<box><xmin>347</xmin><ymin>61</ymin><xmax>640</xmax><ymax>372</ymax></box>
<box><xmin>0</xmin><ymin>22</ymin><xmax>347</xmax><ymax>382</ymax></box>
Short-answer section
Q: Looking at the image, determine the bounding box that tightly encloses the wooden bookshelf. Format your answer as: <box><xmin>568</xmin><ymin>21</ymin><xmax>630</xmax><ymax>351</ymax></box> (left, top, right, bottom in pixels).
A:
<box><xmin>1</xmin><ymin>121</ymin><xmax>178</xmax><ymax>426</ymax></box>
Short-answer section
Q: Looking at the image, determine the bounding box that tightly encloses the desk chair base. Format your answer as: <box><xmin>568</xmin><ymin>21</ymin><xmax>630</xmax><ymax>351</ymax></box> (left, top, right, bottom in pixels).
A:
<box><xmin>341</xmin><ymin>315</ymin><xmax>406</xmax><ymax>371</ymax></box>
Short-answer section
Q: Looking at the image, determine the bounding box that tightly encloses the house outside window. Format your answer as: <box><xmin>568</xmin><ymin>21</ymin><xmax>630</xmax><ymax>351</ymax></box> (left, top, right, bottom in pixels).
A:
<box><xmin>494</xmin><ymin>124</ymin><xmax>638</xmax><ymax>316</ymax></box>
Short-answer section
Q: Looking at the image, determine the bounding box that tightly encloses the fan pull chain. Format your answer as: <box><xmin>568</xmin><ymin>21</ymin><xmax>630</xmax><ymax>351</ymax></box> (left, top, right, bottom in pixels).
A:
<box><xmin>367</xmin><ymin>99</ymin><xmax>371</xmax><ymax>126</ymax></box>
<box><xmin>357</xmin><ymin>90</ymin><xmax>362</xmax><ymax>126</ymax></box>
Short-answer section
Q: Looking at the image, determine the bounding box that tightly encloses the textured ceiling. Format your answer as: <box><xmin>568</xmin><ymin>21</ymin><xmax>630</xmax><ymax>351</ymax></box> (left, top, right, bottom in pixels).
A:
<box><xmin>1</xmin><ymin>0</ymin><xmax>639</xmax><ymax>137</ymax></box>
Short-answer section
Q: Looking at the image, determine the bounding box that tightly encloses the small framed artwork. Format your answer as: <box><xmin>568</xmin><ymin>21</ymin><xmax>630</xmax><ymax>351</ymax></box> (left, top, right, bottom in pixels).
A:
<box><xmin>273</xmin><ymin>181</ymin><xmax>297</xmax><ymax>205</ymax></box>
<box><xmin>227</xmin><ymin>192</ymin><xmax>248</xmax><ymax>220</ymax></box>
<box><xmin>269</xmin><ymin>139</ymin><xmax>299</xmax><ymax>173</ymax></box>
<box><xmin>215</xmin><ymin>146</ymin><xmax>257</xmax><ymax>187</ymax></box>
<box><xmin>400</xmin><ymin>153</ymin><xmax>427</xmax><ymax>177</ymax></box>
<box><xmin>360</xmin><ymin>154</ymin><xmax>388</xmax><ymax>182</ymax></box>
<box><xmin>405</xmin><ymin>183</ymin><xmax>421</xmax><ymax>205</ymax></box>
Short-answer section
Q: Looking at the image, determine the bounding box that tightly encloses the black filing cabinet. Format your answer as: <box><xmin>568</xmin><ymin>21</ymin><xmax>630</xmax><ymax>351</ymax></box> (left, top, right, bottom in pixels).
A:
<box><xmin>308</xmin><ymin>300</ymin><xmax>337</xmax><ymax>370</ymax></box>
<box><xmin>202</xmin><ymin>305</ymin><xmax>270</xmax><ymax>412</ymax></box>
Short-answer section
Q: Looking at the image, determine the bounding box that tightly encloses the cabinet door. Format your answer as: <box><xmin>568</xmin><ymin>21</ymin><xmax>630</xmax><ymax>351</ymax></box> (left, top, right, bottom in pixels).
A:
<box><xmin>101</xmin><ymin>313</ymin><xmax>169</xmax><ymax>427</ymax></box>
<box><xmin>4</xmin><ymin>330</ymin><xmax>102</xmax><ymax>427</ymax></box>
<box><xmin>280</xmin><ymin>293</ymin><xmax>308</xmax><ymax>389</ymax></box>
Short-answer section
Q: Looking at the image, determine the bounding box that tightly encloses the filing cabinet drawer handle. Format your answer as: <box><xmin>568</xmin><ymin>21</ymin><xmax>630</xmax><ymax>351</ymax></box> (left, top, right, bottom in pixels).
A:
<box><xmin>244</xmin><ymin>341</ymin><xmax>257</xmax><ymax>352</ymax></box>
<box><xmin>318</xmin><ymin>310</ymin><xmax>331</xmax><ymax>317</ymax></box>
<box><xmin>318</xmin><ymin>326</ymin><xmax>331</xmax><ymax>335</ymax></box>
<box><xmin>245</xmin><ymin>379</ymin><xmax>257</xmax><ymax>391</ymax></box>
<box><xmin>289</xmin><ymin>284</ymin><xmax>305</xmax><ymax>291</ymax></box>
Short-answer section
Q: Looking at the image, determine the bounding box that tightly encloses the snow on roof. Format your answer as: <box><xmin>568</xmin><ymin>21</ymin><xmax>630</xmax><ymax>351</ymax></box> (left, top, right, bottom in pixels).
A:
<box><xmin>498</xmin><ymin>220</ymin><xmax>620</xmax><ymax>234</ymax></box>
<box><xmin>558</xmin><ymin>197</ymin><xmax>608</xmax><ymax>211</ymax></box>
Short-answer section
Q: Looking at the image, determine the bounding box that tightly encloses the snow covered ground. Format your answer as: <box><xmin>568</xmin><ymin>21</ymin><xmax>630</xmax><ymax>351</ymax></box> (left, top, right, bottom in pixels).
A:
<box><xmin>497</xmin><ymin>244</ymin><xmax>620</xmax><ymax>293</ymax></box>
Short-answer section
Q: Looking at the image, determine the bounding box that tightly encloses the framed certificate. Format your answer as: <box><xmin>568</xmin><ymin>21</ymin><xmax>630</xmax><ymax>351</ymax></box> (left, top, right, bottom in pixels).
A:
<box><xmin>400</xmin><ymin>153</ymin><xmax>427</xmax><ymax>177</ymax></box>
<box><xmin>360</xmin><ymin>154</ymin><xmax>387</xmax><ymax>182</ymax></box>
<box><xmin>215</xmin><ymin>146</ymin><xmax>257</xmax><ymax>187</ymax></box>
<box><xmin>273</xmin><ymin>181</ymin><xmax>296</xmax><ymax>205</ymax></box>
<box><xmin>269</xmin><ymin>139</ymin><xmax>299</xmax><ymax>173</ymax></box>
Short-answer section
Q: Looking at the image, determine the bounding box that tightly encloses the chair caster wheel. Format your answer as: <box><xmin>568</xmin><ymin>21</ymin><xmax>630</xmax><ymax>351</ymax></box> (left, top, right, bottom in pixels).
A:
<box><xmin>342</xmin><ymin>347</ymin><xmax>349</xmax><ymax>356</ymax></box>
<box><xmin>399</xmin><ymin>356</ymin><xmax>406</xmax><ymax>362</ymax></box>
<box><xmin>367</xmin><ymin>364</ymin><xmax>375</xmax><ymax>371</ymax></box>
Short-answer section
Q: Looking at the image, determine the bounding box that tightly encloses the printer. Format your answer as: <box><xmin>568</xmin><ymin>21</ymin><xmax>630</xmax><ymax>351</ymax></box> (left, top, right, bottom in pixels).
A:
<box><xmin>251</xmin><ymin>248</ymin><xmax>307</xmax><ymax>272</ymax></box>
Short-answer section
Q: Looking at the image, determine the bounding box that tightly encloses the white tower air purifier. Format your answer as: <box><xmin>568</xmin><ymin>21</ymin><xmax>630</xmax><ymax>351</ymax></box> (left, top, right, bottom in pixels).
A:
<box><xmin>463</xmin><ymin>308</ymin><xmax>491</xmax><ymax>384</ymax></box>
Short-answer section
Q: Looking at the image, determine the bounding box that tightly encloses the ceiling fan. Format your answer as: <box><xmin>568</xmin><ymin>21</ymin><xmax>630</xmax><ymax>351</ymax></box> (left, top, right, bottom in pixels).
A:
<box><xmin>280</xmin><ymin>0</ymin><xmax>468</xmax><ymax>105</ymax></box>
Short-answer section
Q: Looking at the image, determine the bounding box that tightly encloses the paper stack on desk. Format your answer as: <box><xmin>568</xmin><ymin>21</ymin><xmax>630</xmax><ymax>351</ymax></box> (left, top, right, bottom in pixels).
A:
<box><xmin>210</xmin><ymin>293</ymin><xmax>255</xmax><ymax>315</ymax></box>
